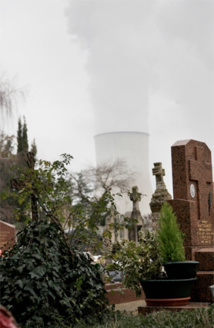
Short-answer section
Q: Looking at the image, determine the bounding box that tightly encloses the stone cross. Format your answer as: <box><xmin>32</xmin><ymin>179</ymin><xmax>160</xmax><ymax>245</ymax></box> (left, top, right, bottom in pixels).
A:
<box><xmin>150</xmin><ymin>162</ymin><xmax>171</xmax><ymax>214</ymax></box>
<box><xmin>129</xmin><ymin>186</ymin><xmax>141</xmax><ymax>212</ymax></box>
<box><xmin>189</xmin><ymin>146</ymin><xmax>212</xmax><ymax>220</ymax></box>
<box><xmin>152</xmin><ymin>162</ymin><xmax>166</xmax><ymax>189</ymax></box>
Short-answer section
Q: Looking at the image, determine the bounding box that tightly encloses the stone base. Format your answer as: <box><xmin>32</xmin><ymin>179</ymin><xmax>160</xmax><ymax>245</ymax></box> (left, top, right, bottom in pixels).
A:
<box><xmin>138</xmin><ymin>302</ymin><xmax>211</xmax><ymax>315</ymax></box>
<box><xmin>191</xmin><ymin>271</ymin><xmax>214</xmax><ymax>302</ymax></box>
<box><xmin>195</xmin><ymin>248</ymin><xmax>214</xmax><ymax>271</ymax></box>
<box><xmin>105</xmin><ymin>283</ymin><xmax>145</xmax><ymax>305</ymax></box>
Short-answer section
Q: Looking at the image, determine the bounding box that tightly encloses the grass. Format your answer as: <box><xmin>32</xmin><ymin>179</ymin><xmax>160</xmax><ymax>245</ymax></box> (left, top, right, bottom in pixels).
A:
<box><xmin>73</xmin><ymin>305</ymin><xmax>214</xmax><ymax>328</ymax></box>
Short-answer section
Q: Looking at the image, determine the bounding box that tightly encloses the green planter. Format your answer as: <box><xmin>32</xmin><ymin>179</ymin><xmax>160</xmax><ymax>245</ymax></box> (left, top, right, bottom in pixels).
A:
<box><xmin>140</xmin><ymin>278</ymin><xmax>197</xmax><ymax>305</ymax></box>
<box><xmin>164</xmin><ymin>261</ymin><xmax>199</xmax><ymax>279</ymax></box>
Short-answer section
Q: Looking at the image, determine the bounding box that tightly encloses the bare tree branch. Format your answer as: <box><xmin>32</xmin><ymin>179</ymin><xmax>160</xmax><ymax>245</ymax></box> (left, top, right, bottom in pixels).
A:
<box><xmin>78</xmin><ymin>158</ymin><xmax>135</xmax><ymax>195</ymax></box>
<box><xmin>0</xmin><ymin>75</ymin><xmax>24</xmax><ymax>123</ymax></box>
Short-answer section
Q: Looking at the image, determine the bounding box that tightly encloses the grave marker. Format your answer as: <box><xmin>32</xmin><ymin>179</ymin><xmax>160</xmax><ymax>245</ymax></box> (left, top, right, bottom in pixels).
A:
<box><xmin>168</xmin><ymin>139</ymin><xmax>214</xmax><ymax>302</ymax></box>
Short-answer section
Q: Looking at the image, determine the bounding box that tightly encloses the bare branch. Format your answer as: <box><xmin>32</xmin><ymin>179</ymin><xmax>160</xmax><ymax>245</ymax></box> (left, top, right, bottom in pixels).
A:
<box><xmin>80</xmin><ymin>158</ymin><xmax>135</xmax><ymax>194</ymax></box>
<box><xmin>0</xmin><ymin>75</ymin><xmax>25</xmax><ymax>123</ymax></box>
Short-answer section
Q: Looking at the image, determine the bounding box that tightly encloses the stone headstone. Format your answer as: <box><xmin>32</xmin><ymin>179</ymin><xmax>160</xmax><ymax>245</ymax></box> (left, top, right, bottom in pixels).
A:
<box><xmin>150</xmin><ymin>162</ymin><xmax>171</xmax><ymax>213</ymax></box>
<box><xmin>168</xmin><ymin>139</ymin><xmax>214</xmax><ymax>302</ymax></box>
<box><xmin>0</xmin><ymin>221</ymin><xmax>16</xmax><ymax>252</ymax></box>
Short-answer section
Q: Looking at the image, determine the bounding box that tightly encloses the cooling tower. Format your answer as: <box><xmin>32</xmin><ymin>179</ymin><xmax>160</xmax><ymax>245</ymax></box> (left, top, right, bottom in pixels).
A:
<box><xmin>66</xmin><ymin>1</ymin><xmax>154</xmax><ymax>216</ymax></box>
<box><xmin>95</xmin><ymin>131</ymin><xmax>152</xmax><ymax>216</ymax></box>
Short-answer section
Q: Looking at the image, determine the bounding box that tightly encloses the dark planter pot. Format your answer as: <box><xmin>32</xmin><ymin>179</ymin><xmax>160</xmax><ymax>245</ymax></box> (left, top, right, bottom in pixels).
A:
<box><xmin>164</xmin><ymin>261</ymin><xmax>199</xmax><ymax>279</ymax></box>
<box><xmin>140</xmin><ymin>278</ymin><xmax>197</xmax><ymax>306</ymax></box>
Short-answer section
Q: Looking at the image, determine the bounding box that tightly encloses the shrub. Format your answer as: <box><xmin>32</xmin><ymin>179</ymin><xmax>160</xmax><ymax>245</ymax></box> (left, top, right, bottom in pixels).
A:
<box><xmin>106</xmin><ymin>229</ymin><xmax>163</xmax><ymax>297</ymax></box>
<box><xmin>157</xmin><ymin>202</ymin><xmax>185</xmax><ymax>262</ymax></box>
<box><xmin>0</xmin><ymin>219</ymin><xmax>109</xmax><ymax>327</ymax></box>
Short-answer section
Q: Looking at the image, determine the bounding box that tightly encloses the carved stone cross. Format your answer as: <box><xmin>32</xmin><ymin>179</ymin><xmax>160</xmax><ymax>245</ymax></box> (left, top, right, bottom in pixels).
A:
<box><xmin>152</xmin><ymin>162</ymin><xmax>166</xmax><ymax>189</ymax></box>
<box><xmin>189</xmin><ymin>146</ymin><xmax>212</xmax><ymax>220</ymax></box>
<box><xmin>129</xmin><ymin>186</ymin><xmax>141</xmax><ymax>212</ymax></box>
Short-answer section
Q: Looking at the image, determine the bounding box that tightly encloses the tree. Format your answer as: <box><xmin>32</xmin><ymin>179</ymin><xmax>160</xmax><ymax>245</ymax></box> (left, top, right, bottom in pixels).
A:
<box><xmin>0</xmin><ymin>75</ymin><xmax>24</xmax><ymax>128</ymax></box>
<box><xmin>0</xmin><ymin>131</ymin><xmax>15</xmax><ymax>159</ymax></box>
<box><xmin>82</xmin><ymin>159</ymin><xmax>134</xmax><ymax>194</ymax></box>
<box><xmin>0</xmin><ymin>119</ymin><xmax>37</xmax><ymax>224</ymax></box>
<box><xmin>17</xmin><ymin>116</ymin><xmax>28</xmax><ymax>156</ymax></box>
<box><xmin>157</xmin><ymin>202</ymin><xmax>185</xmax><ymax>262</ymax></box>
<box><xmin>4</xmin><ymin>154</ymin><xmax>110</xmax><ymax>251</ymax></box>
<box><xmin>3</xmin><ymin>153</ymin><xmax>133</xmax><ymax>250</ymax></box>
<box><xmin>0</xmin><ymin>132</ymin><xmax>17</xmax><ymax>223</ymax></box>
<box><xmin>0</xmin><ymin>76</ymin><xmax>16</xmax><ymax>119</ymax></box>
<box><xmin>22</xmin><ymin>117</ymin><xmax>28</xmax><ymax>153</ymax></box>
<box><xmin>70</xmin><ymin>159</ymin><xmax>134</xmax><ymax>246</ymax></box>
<box><xmin>30</xmin><ymin>138</ymin><xmax>37</xmax><ymax>156</ymax></box>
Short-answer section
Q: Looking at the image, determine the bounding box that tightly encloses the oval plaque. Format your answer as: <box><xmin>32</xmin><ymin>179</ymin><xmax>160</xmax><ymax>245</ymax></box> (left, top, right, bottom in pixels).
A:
<box><xmin>190</xmin><ymin>184</ymin><xmax>195</xmax><ymax>198</ymax></box>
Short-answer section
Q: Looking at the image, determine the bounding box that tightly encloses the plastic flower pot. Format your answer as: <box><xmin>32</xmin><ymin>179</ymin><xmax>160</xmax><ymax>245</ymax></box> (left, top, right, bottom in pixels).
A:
<box><xmin>163</xmin><ymin>261</ymin><xmax>199</xmax><ymax>279</ymax></box>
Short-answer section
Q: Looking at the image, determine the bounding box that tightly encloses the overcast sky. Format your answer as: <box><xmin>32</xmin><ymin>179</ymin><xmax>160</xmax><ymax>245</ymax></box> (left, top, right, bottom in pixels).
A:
<box><xmin>0</xmin><ymin>0</ymin><xmax>213</xmax><ymax>194</ymax></box>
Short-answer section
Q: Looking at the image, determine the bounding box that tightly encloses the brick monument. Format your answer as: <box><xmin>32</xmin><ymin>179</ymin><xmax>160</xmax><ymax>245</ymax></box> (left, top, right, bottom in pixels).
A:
<box><xmin>0</xmin><ymin>221</ymin><xmax>16</xmax><ymax>252</ymax></box>
<box><xmin>168</xmin><ymin>139</ymin><xmax>214</xmax><ymax>302</ymax></box>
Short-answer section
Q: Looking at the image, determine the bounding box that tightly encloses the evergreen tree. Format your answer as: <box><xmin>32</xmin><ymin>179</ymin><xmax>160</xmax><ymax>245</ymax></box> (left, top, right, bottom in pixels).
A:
<box><xmin>17</xmin><ymin>116</ymin><xmax>29</xmax><ymax>161</ymax></box>
<box><xmin>16</xmin><ymin>117</ymin><xmax>35</xmax><ymax>222</ymax></box>
<box><xmin>30</xmin><ymin>138</ymin><xmax>37</xmax><ymax>157</ymax></box>
<box><xmin>17</xmin><ymin>118</ymin><xmax>23</xmax><ymax>153</ymax></box>
<box><xmin>22</xmin><ymin>117</ymin><xmax>28</xmax><ymax>153</ymax></box>
<box><xmin>157</xmin><ymin>202</ymin><xmax>185</xmax><ymax>262</ymax></box>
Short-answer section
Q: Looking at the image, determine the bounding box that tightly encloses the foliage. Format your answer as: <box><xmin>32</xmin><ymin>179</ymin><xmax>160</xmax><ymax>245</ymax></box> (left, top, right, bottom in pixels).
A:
<box><xmin>0</xmin><ymin>131</ymin><xmax>15</xmax><ymax>158</ymax></box>
<box><xmin>0</xmin><ymin>132</ymin><xmax>17</xmax><ymax>222</ymax></box>
<box><xmin>73</xmin><ymin>305</ymin><xmax>214</xmax><ymax>328</ymax></box>
<box><xmin>70</xmin><ymin>159</ymin><xmax>134</xmax><ymax>230</ymax></box>
<box><xmin>157</xmin><ymin>202</ymin><xmax>185</xmax><ymax>262</ymax></box>
<box><xmin>3</xmin><ymin>153</ymin><xmax>131</xmax><ymax>253</ymax></box>
<box><xmin>30</xmin><ymin>138</ymin><xmax>37</xmax><ymax>157</ymax></box>
<box><xmin>106</xmin><ymin>229</ymin><xmax>163</xmax><ymax>297</ymax></box>
<box><xmin>17</xmin><ymin>116</ymin><xmax>35</xmax><ymax>163</ymax></box>
<box><xmin>0</xmin><ymin>219</ymin><xmax>109</xmax><ymax>328</ymax></box>
<box><xmin>0</xmin><ymin>123</ymin><xmax>37</xmax><ymax>224</ymax></box>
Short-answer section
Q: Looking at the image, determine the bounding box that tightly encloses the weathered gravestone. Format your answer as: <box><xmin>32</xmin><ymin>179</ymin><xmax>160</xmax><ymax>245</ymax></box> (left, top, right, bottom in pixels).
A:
<box><xmin>168</xmin><ymin>139</ymin><xmax>214</xmax><ymax>302</ymax></box>
<box><xmin>0</xmin><ymin>221</ymin><xmax>16</xmax><ymax>252</ymax></box>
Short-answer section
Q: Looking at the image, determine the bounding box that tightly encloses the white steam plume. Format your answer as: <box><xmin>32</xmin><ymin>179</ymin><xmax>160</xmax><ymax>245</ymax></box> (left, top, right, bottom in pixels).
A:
<box><xmin>65</xmin><ymin>0</ymin><xmax>214</xmax><ymax>191</ymax></box>
<box><xmin>65</xmin><ymin>0</ymin><xmax>160</xmax><ymax>135</ymax></box>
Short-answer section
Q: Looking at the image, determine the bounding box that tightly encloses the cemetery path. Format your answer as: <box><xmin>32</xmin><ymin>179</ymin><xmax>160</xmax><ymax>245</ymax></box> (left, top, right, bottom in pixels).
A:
<box><xmin>115</xmin><ymin>300</ymin><xmax>146</xmax><ymax>314</ymax></box>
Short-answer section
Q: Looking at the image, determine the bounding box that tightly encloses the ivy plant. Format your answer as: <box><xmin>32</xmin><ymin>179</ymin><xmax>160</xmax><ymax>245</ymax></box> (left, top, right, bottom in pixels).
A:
<box><xmin>0</xmin><ymin>219</ymin><xmax>109</xmax><ymax>327</ymax></box>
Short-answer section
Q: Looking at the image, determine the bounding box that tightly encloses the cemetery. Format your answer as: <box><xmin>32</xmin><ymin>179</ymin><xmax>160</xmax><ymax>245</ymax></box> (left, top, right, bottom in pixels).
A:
<box><xmin>0</xmin><ymin>139</ymin><xmax>213</xmax><ymax>327</ymax></box>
